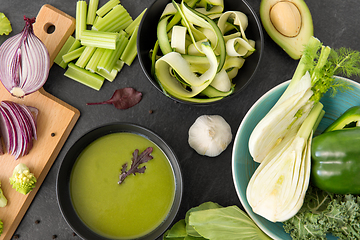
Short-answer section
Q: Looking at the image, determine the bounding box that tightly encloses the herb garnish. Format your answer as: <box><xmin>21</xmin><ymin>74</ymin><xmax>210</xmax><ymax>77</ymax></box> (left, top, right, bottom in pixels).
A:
<box><xmin>118</xmin><ymin>147</ymin><xmax>153</xmax><ymax>184</ymax></box>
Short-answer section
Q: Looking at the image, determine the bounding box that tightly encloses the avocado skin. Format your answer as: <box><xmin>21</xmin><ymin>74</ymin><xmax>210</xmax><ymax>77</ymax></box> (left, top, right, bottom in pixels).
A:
<box><xmin>260</xmin><ymin>0</ymin><xmax>314</xmax><ymax>60</ymax></box>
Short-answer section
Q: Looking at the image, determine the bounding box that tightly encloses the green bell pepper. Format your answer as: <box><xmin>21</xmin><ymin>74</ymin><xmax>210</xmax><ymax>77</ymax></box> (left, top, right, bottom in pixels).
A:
<box><xmin>311</xmin><ymin>106</ymin><xmax>360</xmax><ymax>194</ymax></box>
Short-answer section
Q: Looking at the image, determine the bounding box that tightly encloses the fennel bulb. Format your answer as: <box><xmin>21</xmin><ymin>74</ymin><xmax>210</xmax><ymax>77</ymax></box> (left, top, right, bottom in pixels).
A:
<box><xmin>246</xmin><ymin>36</ymin><xmax>360</xmax><ymax>222</ymax></box>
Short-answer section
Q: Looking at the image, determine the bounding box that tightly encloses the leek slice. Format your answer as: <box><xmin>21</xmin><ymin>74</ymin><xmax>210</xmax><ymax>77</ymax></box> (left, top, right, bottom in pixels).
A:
<box><xmin>155</xmin><ymin>42</ymin><xmax>217</xmax><ymax>98</ymax></box>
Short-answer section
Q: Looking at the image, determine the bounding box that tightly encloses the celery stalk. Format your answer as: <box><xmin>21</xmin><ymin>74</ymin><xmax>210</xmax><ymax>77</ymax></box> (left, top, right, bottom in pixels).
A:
<box><xmin>96</xmin><ymin>68</ymin><xmax>118</xmax><ymax>82</ymax></box>
<box><xmin>87</xmin><ymin>0</ymin><xmax>99</xmax><ymax>25</ymax></box>
<box><xmin>65</xmin><ymin>63</ymin><xmax>104</xmax><ymax>90</ymax></box>
<box><xmin>125</xmin><ymin>8</ymin><xmax>147</xmax><ymax>35</ymax></box>
<box><xmin>62</xmin><ymin>46</ymin><xmax>86</xmax><ymax>63</ymax></box>
<box><xmin>76</xmin><ymin>46</ymin><xmax>96</xmax><ymax>68</ymax></box>
<box><xmin>54</xmin><ymin>36</ymin><xmax>76</xmax><ymax>68</ymax></box>
<box><xmin>92</xmin><ymin>4</ymin><xmax>132</xmax><ymax>32</ymax></box>
<box><xmin>101</xmin><ymin>34</ymin><xmax>128</xmax><ymax>73</ymax></box>
<box><xmin>80</xmin><ymin>30</ymin><xmax>119</xmax><ymax>49</ymax></box>
<box><xmin>121</xmin><ymin>26</ymin><xmax>138</xmax><ymax>66</ymax></box>
<box><xmin>96</xmin><ymin>0</ymin><xmax>120</xmax><ymax>17</ymax></box>
<box><xmin>76</xmin><ymin>0</ymin><xmax>87</xmax><ymax>39</ymax></box>
<box><xmin>86</xmin><ymin>48</ymin><xmax>105</xmax><ymax>72</ymax></box>
<box><xmin>114</xmin><ymin>59</ymin><xmax>124</xmax><ymax>72</ymax></box>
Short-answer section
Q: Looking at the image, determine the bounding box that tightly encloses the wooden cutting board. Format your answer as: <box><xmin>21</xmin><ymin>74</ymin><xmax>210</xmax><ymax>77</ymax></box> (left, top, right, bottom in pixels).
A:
<box><xmin>0</xmin><ymin>5</ymin><xmax>79</xmax><ymax>240</ymax></box>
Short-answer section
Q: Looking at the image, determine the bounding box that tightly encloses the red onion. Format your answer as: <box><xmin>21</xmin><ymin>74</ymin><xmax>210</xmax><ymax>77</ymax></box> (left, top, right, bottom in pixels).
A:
<box><xmin>0</xmin><ymin>16</ymin><xmax>50</xmax><ymax>98</ymax></box>
<box><xmin>0</xmin><ymin>100</ymin><xmax>38</xmax><ymax>159</ymax></box>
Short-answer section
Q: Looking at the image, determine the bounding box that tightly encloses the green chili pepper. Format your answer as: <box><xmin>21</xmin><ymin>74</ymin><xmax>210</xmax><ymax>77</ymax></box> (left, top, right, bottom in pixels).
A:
<box><xmin>311</xmin><ymin>106</ymin><xmax>360</xmax><ymax>194</ymax></box>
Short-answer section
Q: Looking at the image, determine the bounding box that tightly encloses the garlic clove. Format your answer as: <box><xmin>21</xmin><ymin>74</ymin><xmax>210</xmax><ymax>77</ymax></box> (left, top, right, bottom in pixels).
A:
<box><xmin>188</xmin><ymin>115</ymin><xmax>232</xmax><ymax>157</ymax></box>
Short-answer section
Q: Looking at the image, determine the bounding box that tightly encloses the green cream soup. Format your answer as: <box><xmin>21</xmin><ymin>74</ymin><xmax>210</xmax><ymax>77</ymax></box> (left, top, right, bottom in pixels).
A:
<box><xmin>70</xmin><ymin>132</ymin><xmax>175</xmax><ymax>239</ymax></box>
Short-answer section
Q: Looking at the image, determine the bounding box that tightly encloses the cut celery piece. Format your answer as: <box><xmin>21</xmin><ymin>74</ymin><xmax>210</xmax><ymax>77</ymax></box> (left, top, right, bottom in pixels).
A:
<box><xmin>76</xmin><ymin>46</ymin><xmax>96</xmax><ymax>68</ymax></box>
<box><xmin>86</xmin><ymin>48</ymin><xmax>105</xmax><ymax>72</ymax></box>
<box><xmin>65</xmin><ymin>63</ymin><xmax>104</xmax><ymax>90</ymax></box>
<box><xmin>92</xmin><ymin>4</ymin><xmax>132</xmax><ymax>32</ymax></box>
<box><xmin>81</xmin><ymin>30</ymin><xmax>119</xmax><ymax>49</ymax></box>
<box><xmin>54</xmin><ymin>36</ymin><xmax>76</xmax><ymax>68</ymax></box>
<box><xmin>125</xmin><ymin>8</ymin><xmax>147</xmax><ymax>35</ymax></box>
<box><xmin>76</xmin><ymin>0</ymin><xmax>87</xmax><ymax>39</ymax></box>
<box><xmin>87</xmin><ymin>0</ymin><xmax>99</xmax><ymax>25</ymax></box>
<box><xmin>114</xmin><ymin>59</ymin><xmax>124</xmax><ymax>72</ymax></box>
<box><xmin>96</xmin><ymin>0</ymin><xmax>120</xmax><ymax>17</ymax></box>
<box><xmin>98</xmin><ymin>34</ymin><xmax>128</xmax><ymax>73</ymax></box>
<box><xmin>62</xmin><ymin>46</ymin><xmax>86</xmax><ymax>63</ymax></box>
<box><xmin>121</xmin><ymin>25</ymin><xmax>138</xmax><ymax>66</ymax></box>
<box><xmin>96</xmin><ymin>68</ymin><xmax>118</xmax><ymax>82</ymax></box>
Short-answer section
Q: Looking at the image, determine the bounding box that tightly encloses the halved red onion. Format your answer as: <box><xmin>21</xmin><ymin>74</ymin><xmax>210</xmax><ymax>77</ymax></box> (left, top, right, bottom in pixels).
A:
<box><xmin>0</xmin><ymin>16</ymin><xmax>50</xmax><ymax>98</ymax></box>
<box><xmin>0</xmin><ymin>100</ymin><xmax>38</xmax><ymax>159</ymax></box>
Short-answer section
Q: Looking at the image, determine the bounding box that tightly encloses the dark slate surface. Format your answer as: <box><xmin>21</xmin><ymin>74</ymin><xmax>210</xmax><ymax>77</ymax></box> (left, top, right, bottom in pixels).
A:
<box><xmin>2</xmin><ymin>0</ymin><xmax>360</xmax><ymax>239</ymax></box>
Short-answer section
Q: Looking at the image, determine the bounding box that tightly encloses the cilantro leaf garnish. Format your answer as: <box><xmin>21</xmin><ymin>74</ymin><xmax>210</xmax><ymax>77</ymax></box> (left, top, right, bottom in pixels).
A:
<box><xmin>118</xmin><ymin>147</ymin><xmax>153</xmax><ymax>184</ymax></box>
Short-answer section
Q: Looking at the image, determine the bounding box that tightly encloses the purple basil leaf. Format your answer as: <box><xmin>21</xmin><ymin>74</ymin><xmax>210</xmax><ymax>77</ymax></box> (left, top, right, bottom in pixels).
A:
<box><xmin>87</xmin><ymin>88</ymin><xmax>142</xmax><ymax>109</ymax></box>
<box><xmin>118</xmin><ymin>147</ymin><xmax>153</xmax><ymax>184</ymax></box>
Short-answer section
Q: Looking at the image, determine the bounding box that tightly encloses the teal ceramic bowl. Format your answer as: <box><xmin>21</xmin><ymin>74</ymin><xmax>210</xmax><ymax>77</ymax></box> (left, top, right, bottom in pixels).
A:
<box><xmin>232</xmin><ymin>77</ymin><xmax>360</xmax><ymax>239</ymax></box>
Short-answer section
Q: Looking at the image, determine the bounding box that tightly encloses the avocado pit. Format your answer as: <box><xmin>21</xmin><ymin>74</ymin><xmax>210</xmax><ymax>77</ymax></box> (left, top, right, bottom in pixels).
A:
<box><xmin>270</xmin><ymin>1</ymin><xmax>302</xmax><ymax>37</ymax></box>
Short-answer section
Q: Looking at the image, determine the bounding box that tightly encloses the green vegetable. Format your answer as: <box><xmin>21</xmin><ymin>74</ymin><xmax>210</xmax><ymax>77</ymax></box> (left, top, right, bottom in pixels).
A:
<box><xmin>164</xmin><ymin>202</ymin><xmax>271</xmax><ymax>240</ymax></box>
<box><xmin>75</xmin><ymin>0</ymin><xmax>87</xmax><ymax>39</ymax></box>
<box><xmin>0</xmin><ymin>12</ymin><xmax>12</xmax><ymax>36</ymax></box>
<box><xmin>283</xmin><ymin>185</ymin><xmax>360</xmax><ymax>239</ymax></box>
<box><xmin>0</xmin><ymin>181</ymin><xmax>7</xmax><ymax>207</ymax></box>
<box><xmin>152</xmin><ymin>0</ymin><xmax>254</xmax><ymax>103</ymax></box>
<box><xmin>311</xmin><ymin>106</ymin><xmax>360</xmax><ymax>194</ymax></box>
<box><xmin>247</xmin><ymin>36</ymin><xmax>360</xmax><ymax>222</ymax></box>
<box><xmin>54</xmin><ymin>35</ymin><xmax>77</xmax><ymax>68</ymax></box>
<box><xmin>9</xmin><ymin>163</ymin><xmax>37</xmax><ymax>195</ymax></box>
<box><xmin>87</xmin><ymin>0</ymin><xmax>99</xmax><ymax>25</ymax></box>
<box><xmin>54</xmin><ymin>0</ymin><xmax>145</xmax><ymax>90</ymax></box>
<box><xmin>323</xmin><ymin>105</ymin><xmax>360</xmax><ymax>132</ymax></box>
<box><xmin>64</xmin><ymin>63</ymin><xmax>104</xmax><ymax>90</ymax></box>
<box><xmin>0</xmin><ymin>219</ymin><xmax>3</xmax><ymax>236</ymax></box>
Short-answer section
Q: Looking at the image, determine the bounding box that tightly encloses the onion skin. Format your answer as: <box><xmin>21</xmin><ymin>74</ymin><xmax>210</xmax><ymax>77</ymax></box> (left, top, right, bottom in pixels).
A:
<box><xmin>0</xmin><ymin>16</ymin><xmax>50</xmax><ymax>98</ymax></box>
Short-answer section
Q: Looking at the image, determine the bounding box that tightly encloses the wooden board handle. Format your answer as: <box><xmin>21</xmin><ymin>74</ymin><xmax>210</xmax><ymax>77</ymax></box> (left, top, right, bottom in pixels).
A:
<box><xmin>33</xmin><ymin>4</ymin><xmax>76</xmax><ymax>67</ymax></box>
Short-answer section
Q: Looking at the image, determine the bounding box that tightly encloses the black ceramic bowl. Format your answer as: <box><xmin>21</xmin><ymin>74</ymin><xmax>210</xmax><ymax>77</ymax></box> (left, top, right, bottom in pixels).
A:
<box><xmin>137</xmin><ymin>0</ymin><xmax>264</xmax><ymax>105</ymax></box>
<box><xmin>57</xmin><ymin>123</ymin><xmax>183</xmax><ymax>240</ymax></box>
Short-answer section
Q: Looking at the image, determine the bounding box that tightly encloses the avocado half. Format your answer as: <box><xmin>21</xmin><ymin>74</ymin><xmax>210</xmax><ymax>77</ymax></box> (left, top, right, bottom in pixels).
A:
<box><xmin>260</xmin><ymin>0</ymin><xmax>313</xmax><ymax>59</ymax></box>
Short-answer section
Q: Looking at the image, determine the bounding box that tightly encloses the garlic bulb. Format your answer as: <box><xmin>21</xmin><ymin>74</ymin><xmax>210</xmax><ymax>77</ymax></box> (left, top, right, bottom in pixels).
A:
<box><xmin>188</xmin><ymin>115</ymin><xmax>232</xmax><ymax>157</ymax></box>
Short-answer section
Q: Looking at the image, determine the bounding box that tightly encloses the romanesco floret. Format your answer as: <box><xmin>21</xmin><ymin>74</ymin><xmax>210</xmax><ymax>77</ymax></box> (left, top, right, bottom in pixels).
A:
<box><xmin>0</xmin><ymin>181</ymin><xmax>7</xmax><ymax>207</ymax></box>
<box><xmin>0</xmin><ymin>12</ymin><xmax>12</xmax><ymax>35</ymax></box>
<box><xmin>0</xmin><ymin>219</ymin><xmax>3</xmax><ymax>236</ymax></box>
<box><xmin>9</xmin><ymin>163</ymin><xmax>37</xmax><ymax>195</ymax></box>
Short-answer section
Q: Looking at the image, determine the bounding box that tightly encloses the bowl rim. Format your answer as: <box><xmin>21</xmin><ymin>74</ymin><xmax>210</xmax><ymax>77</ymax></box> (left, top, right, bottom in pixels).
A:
<box><xmin>137</xmin><ymin>0</ymin><xmax>264</xmax><ymax>106</ymax></box>
<box><xmin>56</xmin><ymin>122</ymin><xmax>183</xmax><ymax>240</ymax></box>
<box><xmin>231</xmin><ymin>77</ymin><xmax>360</xmax><ymax>239</ymax></box>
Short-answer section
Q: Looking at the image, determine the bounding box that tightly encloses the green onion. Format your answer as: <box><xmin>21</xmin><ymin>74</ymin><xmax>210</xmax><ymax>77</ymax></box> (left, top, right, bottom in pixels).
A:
<box><xmin>65</xmin><ymin>63</ymin><xmax>104</xmax><ymax>90</ymax></box>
